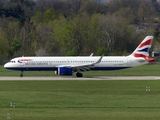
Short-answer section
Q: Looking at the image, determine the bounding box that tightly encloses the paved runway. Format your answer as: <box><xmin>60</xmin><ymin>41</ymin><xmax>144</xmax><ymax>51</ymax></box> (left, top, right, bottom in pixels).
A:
<box><xmin>0</xmin><ymin>76</ymin><xmax>160</xmax><ymax>80</ymax></box>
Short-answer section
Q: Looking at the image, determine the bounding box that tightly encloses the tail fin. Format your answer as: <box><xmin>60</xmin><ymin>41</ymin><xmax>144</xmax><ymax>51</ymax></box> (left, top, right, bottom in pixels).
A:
<box><xmin>131</xmin><ymin>36</ymin><xmax>153</xmax><ymax>60</ymax></box>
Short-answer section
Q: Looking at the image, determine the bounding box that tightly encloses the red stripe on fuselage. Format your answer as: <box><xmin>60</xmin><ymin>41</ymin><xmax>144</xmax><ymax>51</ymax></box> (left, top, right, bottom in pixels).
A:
<box><xmin>19</xmin><ymin>59</ymin><xmax>32</xmax><ymax>62</ymax></box>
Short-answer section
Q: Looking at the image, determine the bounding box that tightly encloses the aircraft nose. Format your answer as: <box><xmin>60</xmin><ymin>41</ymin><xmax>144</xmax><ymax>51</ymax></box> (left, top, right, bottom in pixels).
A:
<box><xmin>4</xmin><ymin>63</ymin><xmax>10</xmax><ymax>68</ymax></box>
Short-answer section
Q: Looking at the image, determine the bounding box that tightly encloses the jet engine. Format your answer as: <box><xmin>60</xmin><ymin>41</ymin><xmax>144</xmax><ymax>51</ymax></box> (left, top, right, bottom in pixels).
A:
<box><xmin>55</xmin><ymin>67</ymin><xmax>73</xmax><ymax>76</ymax></box>
<box><xmin>152</xmin><ymin>52</ymin><xmax>159</xmax><ymax>57</ymax></box>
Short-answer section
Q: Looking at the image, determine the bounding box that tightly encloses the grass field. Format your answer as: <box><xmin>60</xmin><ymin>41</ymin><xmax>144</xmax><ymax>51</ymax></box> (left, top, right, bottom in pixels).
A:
<box><xmin>0</xmin><ymin>80</ymin><xmax>160</xmax><ymax>120</ymax></box>
<box><xmin>0</xmin><ymin>63</ymin><xmax>160</xmax><ymax>119</ymax></box>
<box><xmin>1</xmin><ymin>63</ymin><xmax>160</xmax><ymax>76</ymax></box>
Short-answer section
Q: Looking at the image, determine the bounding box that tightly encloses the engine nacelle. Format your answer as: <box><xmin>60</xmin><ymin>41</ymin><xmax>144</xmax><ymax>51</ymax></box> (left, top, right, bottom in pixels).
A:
<box><xmin>152</xmin><ymin>52</ymin><xmax>159</xmax><ymax>57</ymax></box>
<box><xmin>55</xmin><ymin>67</ymin><xmax>73</xmax><ymax>76</ymax></box>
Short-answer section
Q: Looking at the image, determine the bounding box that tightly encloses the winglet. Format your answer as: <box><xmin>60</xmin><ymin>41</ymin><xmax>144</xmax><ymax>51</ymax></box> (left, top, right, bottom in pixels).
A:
<box><xmin>95</xmin><ymin>55</ymin><xmax>103</xmax><ymax>64</ymax></box>
<box><xmin>70</xmin><ymin>55</ymin><xmax>103</xmax><ymax>68</ymax></box>
<box><xmin>90</xmin><ymin>53</ymin><xmax>94</xmax><ymax>57</ymax></box>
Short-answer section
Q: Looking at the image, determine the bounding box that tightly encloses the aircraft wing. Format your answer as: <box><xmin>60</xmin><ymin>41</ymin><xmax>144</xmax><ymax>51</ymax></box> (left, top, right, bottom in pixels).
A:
<box><xmin>72</xmin><ymin>55</ymin><xmax>103</xmax><ymax>72</ymax></box>
<box><xmin>57</xmin><ymin>55</ymin><xmax>103</xmax><ymax>72</ymax></box>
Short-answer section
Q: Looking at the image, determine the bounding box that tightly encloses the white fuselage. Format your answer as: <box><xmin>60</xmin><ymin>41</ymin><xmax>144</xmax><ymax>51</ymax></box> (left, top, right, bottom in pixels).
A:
<box><xmin>4</xmin><ymin>56</ymin><xmax>148</xmax><ymax>71</ymax></box>
<box><xmin>3</xmin><ymin>36</ymin><xmax>155</xmax><ymax>77</ymax></box>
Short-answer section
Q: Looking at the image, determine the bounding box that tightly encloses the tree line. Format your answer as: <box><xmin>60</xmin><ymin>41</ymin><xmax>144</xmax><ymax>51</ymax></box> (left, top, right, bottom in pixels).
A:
<box><xmin>0</xmin><ymin>0</ymin><xmax>160</xmax><ymax>64</ymax></box>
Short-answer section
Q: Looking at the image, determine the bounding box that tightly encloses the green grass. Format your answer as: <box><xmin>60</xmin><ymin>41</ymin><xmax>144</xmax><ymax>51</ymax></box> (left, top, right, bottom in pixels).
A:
<box><xmin>1</xmin><ymin>63</ymin><xmax>160</xmax><ymax>76</ymax></box>
<box><xmin>0</xmin><ymin>80</ymin><xmax>160</xmax><ymax>120</ymax></box>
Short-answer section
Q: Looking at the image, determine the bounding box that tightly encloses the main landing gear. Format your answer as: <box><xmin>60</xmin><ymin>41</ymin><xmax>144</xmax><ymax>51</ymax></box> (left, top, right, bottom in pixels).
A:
<box><xmin>20</xmin><ymin>71</ymin><xmax>23</xmax><ymax>77</ymax></box>
<box><xmin>76</xmin><ymin>72</ymin><xmax>83</xmax><ymax>77</ymax></box>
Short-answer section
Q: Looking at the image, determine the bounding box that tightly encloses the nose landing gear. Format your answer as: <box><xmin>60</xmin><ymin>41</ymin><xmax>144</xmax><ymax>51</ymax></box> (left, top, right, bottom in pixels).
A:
<box><xmin>20</xmin><ymin>71</ymin><xmax>23</xmax><ymax>77</ymax></box>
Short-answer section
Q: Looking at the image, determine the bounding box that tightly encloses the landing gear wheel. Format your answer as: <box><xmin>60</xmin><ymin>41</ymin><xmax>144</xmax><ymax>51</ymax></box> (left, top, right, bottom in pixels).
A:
<box><xmin>76</xmin><ymin>72</ymin><xmax>83</xmax><ymax>77</ymax></box>
<box><xmin>20</xmin><ymin>74</ymin><xmax>23</xmax><ymax>77</ymax></box>
<box><xmin>20</xmin><ymin>71</ymin><xmax>23</xmax><ymax>77</ymax></box>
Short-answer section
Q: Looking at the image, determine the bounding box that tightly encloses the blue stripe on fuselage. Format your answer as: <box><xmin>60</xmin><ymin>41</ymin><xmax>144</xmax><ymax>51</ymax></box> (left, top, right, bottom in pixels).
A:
<box><xmin>5</xmin><ymin>67</ymin><xmax>131</xmax><ymax>71</ymax></box>
<box><xmin>91</xmin><ymin>67</ymin><xmax>131</xmax><ymax>70</ymax></box>
<box><xmin>5</xmin><ymin>67</ymin><xmax>58</xmax><ymax>71</ymax></box>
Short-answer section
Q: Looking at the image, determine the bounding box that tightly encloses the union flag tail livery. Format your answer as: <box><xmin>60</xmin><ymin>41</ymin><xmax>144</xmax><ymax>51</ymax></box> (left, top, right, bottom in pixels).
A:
<box><xmin>4</xmin><ymin>36</ymin><xmax>155</xmax><ymax>77</ymax></box>
<box><xmin>132</xmin><ymin>36</ymin><xmax>153</xmax><ymax>59</ymax></box>
<box><xmin>130</xmin><ymin>36</ymin><xmax>155</xmax><ymax>63</ymax></box>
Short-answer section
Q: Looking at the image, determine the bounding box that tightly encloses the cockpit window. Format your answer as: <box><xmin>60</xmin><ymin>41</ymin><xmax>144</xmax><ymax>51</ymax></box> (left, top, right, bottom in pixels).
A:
<box><xmin>9</xmin><ymin>61</ymin><xmax>16</xmax><ymax>63</ymax></box>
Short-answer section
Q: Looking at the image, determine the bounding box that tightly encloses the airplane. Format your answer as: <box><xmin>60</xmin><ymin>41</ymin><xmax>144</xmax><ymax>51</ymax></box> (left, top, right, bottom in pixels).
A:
<box><xmin>4</xmin><ymin>36</ymin><xmax>155</xmax><ymax>77</ymax></box>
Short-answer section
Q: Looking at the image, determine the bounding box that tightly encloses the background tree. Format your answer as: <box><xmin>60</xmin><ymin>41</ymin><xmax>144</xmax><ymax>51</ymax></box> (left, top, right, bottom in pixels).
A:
<box><xmin>53</xmin><ymin>16</ymin><xmax>74</xmax><ymax>55</ymax></box>
<box><xmin>0</xmin><ymin>27</ymin><xmax>9</xmax><ymax>63</ymax></box>
<box><xmin>99</xmin><ymin>14</ymin><xmax>138</xmax><ymax>55</ymax></box>
<box><xmin>0</xmin><ymin>0</ymin><xmax>159</xmax><ymax>63</ymax></box>
<box><xmin>67</xmin><ymin>50</ymin><xmax>78</xmax><ymax>56</ymax></box>
<box><xmin>44</xmin><ymin>9</ymin><xmax>58</xmax><ymax>24</ymax></box>
<box><xmin>11</xmin><ymin>38</ymin><xmax>21</xmax><ymax>56</ymax></box>
<box><xmin>80</xmin><ymin>0</ymin><xmax>105</xmax><ymax>15</ymax></box>
<box><xmin>6</xmin><ymin>21</ymin><xmax>20</xmax><ymax>47</ymax></box>
<box><xmin>137</xmin><ymin>1</ymin><xmax>157</xmax><ymax>23</ymax></box>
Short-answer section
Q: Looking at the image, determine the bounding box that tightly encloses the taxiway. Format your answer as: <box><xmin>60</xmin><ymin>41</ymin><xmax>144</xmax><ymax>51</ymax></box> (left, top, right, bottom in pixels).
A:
<box><xmin>0</xmin><ymin>76</ymin><xmax>160</xmax><ymax>80</ymax></box>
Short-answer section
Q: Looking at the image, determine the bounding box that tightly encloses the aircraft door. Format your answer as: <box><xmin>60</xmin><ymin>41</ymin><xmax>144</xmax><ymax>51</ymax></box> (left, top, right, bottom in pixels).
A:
<box><xmin>18</xmin><ymin>59</ymin><xmax>25</xmax><ymax>66</ymax></box>
<box><xmin>127</xmin><ymin>57</ymin><xmax>132</xmax><ymax>66</ymax></box>
<box><xmin>67</xmin><ymin>59</ymin><xmax>70</xmax><ymax>64</ymax></box>
<box><xmin>20</xmin><ymin>62</ymin><xmax>25</xmax><ymax>66</ymax></box>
